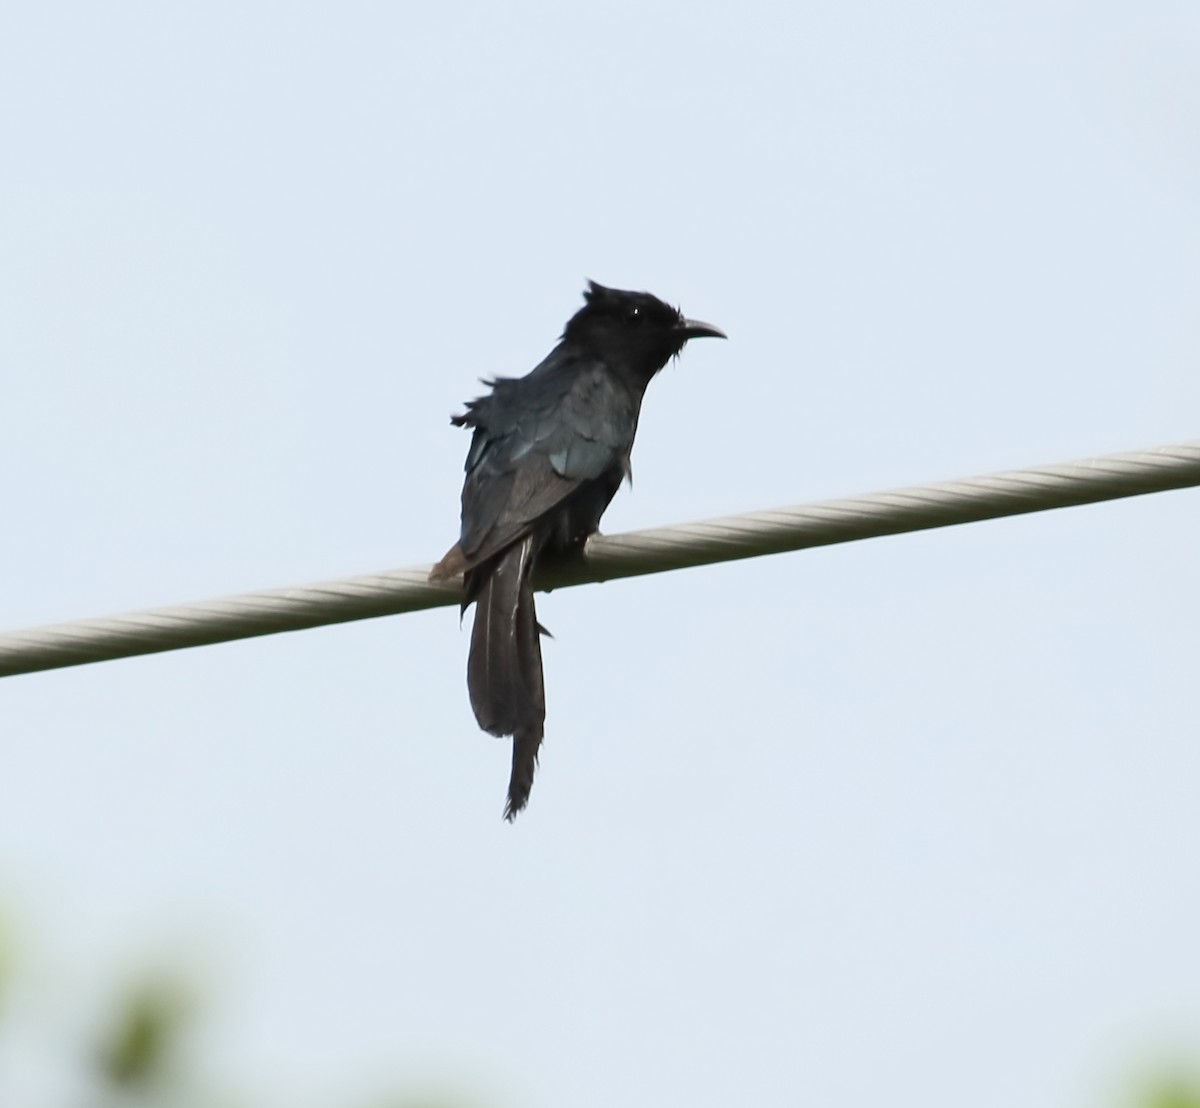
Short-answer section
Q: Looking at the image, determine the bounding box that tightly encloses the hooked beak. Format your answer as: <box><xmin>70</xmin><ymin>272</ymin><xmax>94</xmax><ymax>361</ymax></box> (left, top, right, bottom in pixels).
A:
<box><xmin>677</xmin><ymin>317</ymin><xmax>726</xmax><ymax>341</ymax></box>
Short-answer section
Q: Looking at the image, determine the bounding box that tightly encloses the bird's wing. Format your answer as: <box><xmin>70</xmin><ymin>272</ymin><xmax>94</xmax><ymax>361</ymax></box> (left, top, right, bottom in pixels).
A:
<box><xmin>454</xmin><ymin>357</ymin><xmax>636</xmax><ymax>568</ymax></box>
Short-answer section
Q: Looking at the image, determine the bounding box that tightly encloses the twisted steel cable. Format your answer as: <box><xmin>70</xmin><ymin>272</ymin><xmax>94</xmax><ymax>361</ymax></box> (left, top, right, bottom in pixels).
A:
<box><xmin>2</xmin><ymin>439</ymin><xmax>1198</xmax><ymax>678</ymax></box>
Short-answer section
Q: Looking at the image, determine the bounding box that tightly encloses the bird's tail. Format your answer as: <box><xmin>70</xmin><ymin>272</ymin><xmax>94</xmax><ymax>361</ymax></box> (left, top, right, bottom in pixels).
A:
<box><xmin>466</xmin><ymin>536</ymin><xmax>545</xmax><ymax>820</ymax></box>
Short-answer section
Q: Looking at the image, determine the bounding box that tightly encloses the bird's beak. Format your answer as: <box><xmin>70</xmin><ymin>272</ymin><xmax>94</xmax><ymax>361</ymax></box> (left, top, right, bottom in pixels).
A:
<box><xmin>677</xmin><ymin>318</ymin><xmax>726</xmax><ymax>340</ymax></box>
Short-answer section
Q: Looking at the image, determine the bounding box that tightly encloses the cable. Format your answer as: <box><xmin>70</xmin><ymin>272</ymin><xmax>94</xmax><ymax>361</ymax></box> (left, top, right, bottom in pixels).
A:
<box><xmin>2</xmin><ymin>439</ymin><xmax>1198</xmax><ymax>679</ymax></box>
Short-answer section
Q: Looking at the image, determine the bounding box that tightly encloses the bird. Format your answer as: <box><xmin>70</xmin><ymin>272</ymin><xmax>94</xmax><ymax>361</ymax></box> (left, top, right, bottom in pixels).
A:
<box><xmin>430</xmin><ymin>281</ymin><xmax>725</xmax><ymax>819</ymax></box>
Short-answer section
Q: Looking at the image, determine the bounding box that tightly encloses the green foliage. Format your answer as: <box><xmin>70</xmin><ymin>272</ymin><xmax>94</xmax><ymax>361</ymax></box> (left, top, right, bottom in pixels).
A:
<box><xmin>1141</xmin><ymin>1075</ymin><xmax>1200</xmax><ymax>1108</ymax></box>
<box><xmin>97</xmin><ymin>976</ymin><xmax>192</xmax><ymax>1090</ymax></box>
<box><xmin>0</xmin><ymin>916</ymin><xmax>11</xmax><ymax>1002</ymax></box>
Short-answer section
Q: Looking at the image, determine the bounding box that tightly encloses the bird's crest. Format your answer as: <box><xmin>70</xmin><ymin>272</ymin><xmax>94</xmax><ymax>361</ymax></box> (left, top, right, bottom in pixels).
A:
<box><xmin>565</xmin><ymin>280</ymin><xmax>683</xmax><ymax>343</ymax></box>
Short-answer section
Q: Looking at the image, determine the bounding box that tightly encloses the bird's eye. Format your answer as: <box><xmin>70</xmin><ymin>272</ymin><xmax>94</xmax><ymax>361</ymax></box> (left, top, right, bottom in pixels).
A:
<box><xmin>627</xmin><ymin>305</ymin><xmax>642</xmax><ymax>324</ymax></box>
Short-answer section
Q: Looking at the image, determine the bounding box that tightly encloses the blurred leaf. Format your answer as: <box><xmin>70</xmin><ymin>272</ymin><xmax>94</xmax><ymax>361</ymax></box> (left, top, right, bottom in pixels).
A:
<box><xmin>1142</xmin><ymin>1075</ymin><xmax>1200</xmax><ymax>1108</ymax></box>
<box><xmin>97</xmin><ymin>976</ymin><xmax>191</xmax><ymax>1090</ymax></box>
<box><xmin>0</xmin><ymin>915</ymin><xmax>12</xmax><ymax>1000</ymax></box>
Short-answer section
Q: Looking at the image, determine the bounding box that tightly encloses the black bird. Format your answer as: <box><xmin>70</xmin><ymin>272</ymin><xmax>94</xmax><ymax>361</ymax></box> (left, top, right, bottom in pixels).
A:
<box><xmin>431</xmin><ymin>281</ymin><xmax>725</xmax><ymax>820</ymax></box>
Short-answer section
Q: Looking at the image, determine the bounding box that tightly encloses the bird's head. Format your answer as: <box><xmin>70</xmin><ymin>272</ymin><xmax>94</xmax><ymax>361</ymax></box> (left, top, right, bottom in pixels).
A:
<box><xmin>562</xmin><ymin>281</ymin><xmax>725</xmax><ymax>380</ymax></box>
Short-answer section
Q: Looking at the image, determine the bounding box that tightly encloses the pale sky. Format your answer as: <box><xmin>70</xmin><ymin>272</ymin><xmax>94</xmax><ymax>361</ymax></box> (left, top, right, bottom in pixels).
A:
<box><xmin>2</xmin><ymin>3</ymin><xmax>1200</xmax><ymax>1106</ymax></box>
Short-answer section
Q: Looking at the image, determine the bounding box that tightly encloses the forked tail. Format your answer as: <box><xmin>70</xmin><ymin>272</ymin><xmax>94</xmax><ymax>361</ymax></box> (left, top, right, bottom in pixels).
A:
<box><xmin>465</xmin><ymin>536</ymin><xmax>546</xmax><ymax>819</ymax></box>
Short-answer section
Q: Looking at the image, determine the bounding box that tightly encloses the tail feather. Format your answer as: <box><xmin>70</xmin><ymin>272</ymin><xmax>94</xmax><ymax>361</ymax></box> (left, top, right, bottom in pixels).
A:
<box><xmin>466</xmin><ymin>537</ymin><xmax>546</xmax><ymax>820</ymax></box>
